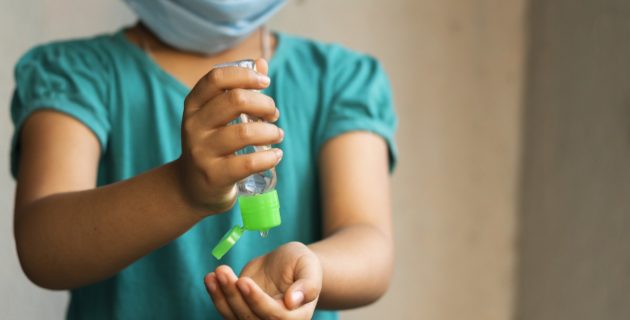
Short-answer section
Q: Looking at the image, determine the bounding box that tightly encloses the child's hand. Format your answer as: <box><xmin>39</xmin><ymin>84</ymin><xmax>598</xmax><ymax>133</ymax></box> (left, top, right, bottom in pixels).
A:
<box><xmin>205</xmin><ymin>242</ymin><xmax>322</xmax><ymax>319</ymax></box>
<box><xmin>177</xmin><ymin>58</ymin><xmax>284</xmax><ymax>214</ymax></box>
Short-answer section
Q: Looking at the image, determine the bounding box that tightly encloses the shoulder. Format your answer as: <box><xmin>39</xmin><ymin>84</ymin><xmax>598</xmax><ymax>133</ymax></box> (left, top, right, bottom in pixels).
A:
<box><xmin>274</xmin><ymin>32</ymin><xmax>388</xmax><ymax>85</ymax></box>
<box><xmin>10</xmin><ymin>32</ymin><xmax>122</xmax><ymax>149</ymax></box>
<box><xmin>14</xmin><ymin>32</ymin><xmax>121</xmax><ymax>81</ymax></box>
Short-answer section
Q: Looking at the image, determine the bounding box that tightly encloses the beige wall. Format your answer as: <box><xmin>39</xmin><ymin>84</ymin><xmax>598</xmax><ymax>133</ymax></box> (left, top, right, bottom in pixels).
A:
<box><xmin>0</xmin><ymin>1</ymin><xmax>525</xmax><ymax>319</ymax></box>
<box><xmin>270</xmin><ymin>1</ymin><xmax>524</xmax><ymax>319</ymax></box>
<box><xmin>516</xmin><ymin>1</ymin><xmax>630</xmax><ymax>319</ymax></box>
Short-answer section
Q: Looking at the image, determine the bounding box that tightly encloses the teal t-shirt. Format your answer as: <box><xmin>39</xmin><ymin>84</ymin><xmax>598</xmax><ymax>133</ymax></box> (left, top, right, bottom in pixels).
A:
<box><xmin>10</xmin><ymin>29</ymin><xmax>397</xmax><ymax>320</ymax></box>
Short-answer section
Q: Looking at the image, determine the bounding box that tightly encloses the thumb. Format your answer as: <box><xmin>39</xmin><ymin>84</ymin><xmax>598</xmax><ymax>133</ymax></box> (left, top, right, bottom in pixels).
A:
<box><xmin>283</xmin><ymin>278</ymin><xmax>320</xmax><ymax>310</ymax></box>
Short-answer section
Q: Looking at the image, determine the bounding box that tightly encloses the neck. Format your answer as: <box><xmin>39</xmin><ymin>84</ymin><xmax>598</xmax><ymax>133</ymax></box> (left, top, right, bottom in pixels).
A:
<box><xmin>124</xmin><ymin>22</ymin><xmax>276</xmax><ymax>88</ymax></box>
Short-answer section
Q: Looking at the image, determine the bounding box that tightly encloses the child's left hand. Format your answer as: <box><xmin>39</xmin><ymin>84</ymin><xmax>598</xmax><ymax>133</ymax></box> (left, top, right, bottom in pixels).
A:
<box><xmin>205</xmin><ymin>242</ymin><xmax>322</xmax><ymax>319</ymax></box>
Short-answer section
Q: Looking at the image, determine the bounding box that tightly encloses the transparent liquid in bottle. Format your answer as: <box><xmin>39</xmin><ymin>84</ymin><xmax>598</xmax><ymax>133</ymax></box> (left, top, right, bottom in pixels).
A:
<box><xmin>234</xmin><ymin>113</ymin><xmax>278</xmax><ymax>197</ymax></box>
<box><xmin>216</xmin><ymin>59</ymin><xmax>278</xmax><ymax>198</ymax></box>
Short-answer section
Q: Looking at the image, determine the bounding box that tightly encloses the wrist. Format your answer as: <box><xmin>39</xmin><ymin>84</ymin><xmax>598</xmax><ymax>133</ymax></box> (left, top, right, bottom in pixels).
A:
<box><xmin>168</xmin><ymin>159</ymin><xmax>214</xmax><ymax>217</ymax></box>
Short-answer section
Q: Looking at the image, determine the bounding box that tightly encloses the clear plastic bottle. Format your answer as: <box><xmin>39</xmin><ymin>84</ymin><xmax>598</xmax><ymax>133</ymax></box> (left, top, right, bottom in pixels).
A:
<box><xmin>233</xmin><ymin>115</ymin><xmax>277</xmax><ymax>198</ymax></box>
<box><xmin>211</xmin><ymin>60</ymin><xmax>281</xmax><ymax>260</ymax></box>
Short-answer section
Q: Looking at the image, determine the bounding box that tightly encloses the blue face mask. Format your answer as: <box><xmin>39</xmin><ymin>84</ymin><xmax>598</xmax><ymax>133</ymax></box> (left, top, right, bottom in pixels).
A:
<box><xmin>124</xmin><ymin>0</ymin><xmax>287</xmax><ymax>55</ymax></box>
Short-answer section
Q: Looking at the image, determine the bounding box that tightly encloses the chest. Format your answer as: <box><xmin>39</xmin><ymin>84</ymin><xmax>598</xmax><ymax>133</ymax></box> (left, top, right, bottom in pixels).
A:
<box><xmin>103</xmin><ymin>61</ymin><xmax>325</xmax><ymax>185</ymax></box>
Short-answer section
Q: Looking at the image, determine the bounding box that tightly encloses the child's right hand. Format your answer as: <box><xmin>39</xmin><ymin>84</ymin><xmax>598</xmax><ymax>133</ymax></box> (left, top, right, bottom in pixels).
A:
<box><xmin>177</xmin><ymin>58</ymin><xmax>283</xmax><ymax>214</ymax></box>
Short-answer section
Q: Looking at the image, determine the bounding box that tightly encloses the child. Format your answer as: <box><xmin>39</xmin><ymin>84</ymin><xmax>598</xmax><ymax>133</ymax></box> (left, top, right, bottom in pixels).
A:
<box><xmin>10</xmin><ymin>0</ymin><xmax>397</xmax><ymax>319</ymax></box>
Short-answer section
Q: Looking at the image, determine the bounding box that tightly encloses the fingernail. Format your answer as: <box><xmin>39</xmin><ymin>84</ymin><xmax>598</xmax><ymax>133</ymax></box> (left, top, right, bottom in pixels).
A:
<box><xmin>291</xmin><ymin>291</ymin><xmax>304</xmax><ymax>305</ymax></box>
<box><xmin>278</xmin><ymin>128</ymin><xmax>284</xmax><ymax>140</ymax></box>
<box><xmin>237</xmin><ymin>281</ymin><xmax>250</xmax><ymax>295</ymax></box>
<box><xmin>274</xmin><ymin>149</ymin><xmax>283</xmax><ymax>163</ymax></box>
<box><xmin>273</xmin><ymin>108</ymin><xmax>280</xmax><ymax>121</ymax></box>
<box><xmin>259</xmin><ymin>75</ymin><xmax>270</xmax><ymax>86</ymax></box>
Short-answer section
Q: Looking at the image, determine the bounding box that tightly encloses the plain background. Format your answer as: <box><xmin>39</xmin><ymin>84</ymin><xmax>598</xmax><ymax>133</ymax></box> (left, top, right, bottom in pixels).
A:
<box><xmin>0</xmin><ymin>1</ymin><xmax>524</xmax><ymax>319</ymax></box>
<box><xmin>515</xmin><ymin>1</ymin><xmax>630</xmax><ymax>319</ymax></box>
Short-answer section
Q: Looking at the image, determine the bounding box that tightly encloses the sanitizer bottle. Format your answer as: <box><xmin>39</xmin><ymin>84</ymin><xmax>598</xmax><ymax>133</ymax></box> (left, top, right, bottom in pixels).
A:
<box><xmin>211</xmin><ymin>60</ymin><xmax>281</xmax><ymax>260</ymax></box>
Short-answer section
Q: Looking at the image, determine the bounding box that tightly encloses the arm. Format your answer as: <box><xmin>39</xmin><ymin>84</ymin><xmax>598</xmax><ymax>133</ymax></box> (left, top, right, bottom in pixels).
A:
<box><xmin>207</xmin><ymin>131</ymin><xmax>393</xmax><ymax>318</ymax></box>
<box><xmin>310</xmin><ymin>131</ymin><xmax>394</xmax><ymax>308</ymax></box>
<box><xmin>14</xmin><ymin>60</ymin><xmax>283</xmax><ymax>290</ymax></box>
<box><xmin>14</xmin><ymin>111</ymin><xmax>204</xmax><ymax>290</ymax></box>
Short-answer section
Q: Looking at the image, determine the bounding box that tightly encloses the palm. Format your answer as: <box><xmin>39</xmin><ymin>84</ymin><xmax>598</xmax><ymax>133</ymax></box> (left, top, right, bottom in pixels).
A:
<box><xmin>206</xmin><ymin>242</ymin><xmax>322</xmax><ymax>318</ymax></box>
<box><xmin>240</xmin><ymin>244</ymin><xmax>306</xmax><ymax>303</ymax></box>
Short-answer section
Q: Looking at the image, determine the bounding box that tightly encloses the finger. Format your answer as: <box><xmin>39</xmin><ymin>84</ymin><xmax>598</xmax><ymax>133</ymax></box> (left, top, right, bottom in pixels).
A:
<box><xmin>284</xmin><ymin>255</ymin><xmax>322</xmax><ymax>310</ymax></box>
<box><xmin>197</xmin><ymin>89</ymin><xmax>279</xmax><ymax>128</ymax></box>
<box><xmin>185</xmin><ymin>67</ymin><xmax>270</xmax><ymax>113</ymax></box>
<box><xmin>216</xmin><ymin>266</ymin><xmax>260</xmax><ymax>320</ymax></box>
<box><xmin>237</xmin><ymin>277</ymin><xmax>286</xmax><ymax>320</ymax></box>
<box><xmin>284</xmin><ymin>279</ymin><xmax>316</xmax><ymax>310</ymax></box>
<box><xmin>205</xmin><ymin>273</ymin><xmax>237</xmax><ymax>320</ymax></box>
<box><xmin>215</xmin><ymin>148</ymin><xmax>283</xmax><ymax>184</ymax></box>
<box><xmin>207</xmin><ymin>122</ymin><xmax>284</xmax><ymax>156</ymax></box>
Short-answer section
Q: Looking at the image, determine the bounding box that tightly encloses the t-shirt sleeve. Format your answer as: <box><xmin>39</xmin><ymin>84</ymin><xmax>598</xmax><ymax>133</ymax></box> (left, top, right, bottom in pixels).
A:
<box><xmin>10</xmin><ymin>43</ymin><xmax>111</xmax><ymax>178</ymax></box>
<box><xmin>316</xmin><ymin>52</ymin><xmax>398</xmax><ymax>172</ymax></box>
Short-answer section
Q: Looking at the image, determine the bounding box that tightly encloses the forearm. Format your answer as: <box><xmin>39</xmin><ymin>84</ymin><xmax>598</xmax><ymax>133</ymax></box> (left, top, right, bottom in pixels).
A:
<box><xmin>308</xmin><ymin>224</ymin><xmax>394</xmax><ymax>309</ymax></box>
<box><xmin>14</xmin><ymin>160</ymin><xmax>207</xmax><ymax>290</ymax></box>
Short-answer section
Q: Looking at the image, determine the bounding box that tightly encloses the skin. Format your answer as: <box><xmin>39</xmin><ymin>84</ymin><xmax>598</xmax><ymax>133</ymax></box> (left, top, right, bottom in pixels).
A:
<box><xmin>14</xmin><ymin>23</ymin><xmax>393</xmax><ymax>319</ymax></box>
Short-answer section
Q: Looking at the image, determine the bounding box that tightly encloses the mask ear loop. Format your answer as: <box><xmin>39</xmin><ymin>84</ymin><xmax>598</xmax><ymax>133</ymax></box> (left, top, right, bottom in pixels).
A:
<box><xmin>136</xmin><ymin>23</ymin><xmax>155</xmax><ymax>60</ymax></box>
<box><xmin>261</xmin><ymin>24</ymin><xmax>270</xmax><ymax>60</ymax></box>
<box><xmin>140</xmin><ymin>37</ymin><xmax>152</xmax><ymax>57</ymax></box>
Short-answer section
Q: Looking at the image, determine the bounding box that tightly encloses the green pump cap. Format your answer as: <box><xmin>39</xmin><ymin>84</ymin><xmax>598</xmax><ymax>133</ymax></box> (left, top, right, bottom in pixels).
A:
<box><xmin>239</xmin><ymin>190</ymin><xmax>281</xmax><ymax>231</ymax></box>
<box><xmin>211</xmin><ymin>190</ymin><xmax>281</xmax><ymax>260</ymax></box>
